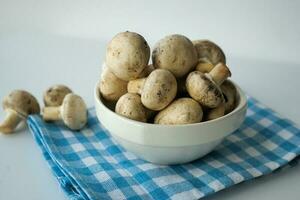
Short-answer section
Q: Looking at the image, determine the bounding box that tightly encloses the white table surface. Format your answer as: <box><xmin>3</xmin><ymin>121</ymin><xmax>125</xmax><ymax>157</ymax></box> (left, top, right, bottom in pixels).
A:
<box><xmin>0</xmin><ymin>0</ymin><xmax>300</xmax><ymax>199</ymax></box>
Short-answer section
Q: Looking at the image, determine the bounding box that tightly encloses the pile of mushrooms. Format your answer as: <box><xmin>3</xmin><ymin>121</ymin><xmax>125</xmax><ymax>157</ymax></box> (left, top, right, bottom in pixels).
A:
<box><xmin>0</xmin><ymin>31</ymin><xmax>238</xmax><ymax>134</ymax></box>
<box><xmin>99</xmin><ymin>31</ymin><xmax>237</xmax><ymax>125</ymax></box>
<box><xmin>0</xmin><ymin>84</ymin><xmax>88</xmax><ymax>134</ymax></box>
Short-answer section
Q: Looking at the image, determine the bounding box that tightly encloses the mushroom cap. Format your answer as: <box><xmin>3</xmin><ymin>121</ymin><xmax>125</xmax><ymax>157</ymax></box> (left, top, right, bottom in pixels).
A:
<box><xmin>193</xmin><ymin>40</ymin><xmax>226</xmax><ymax>65</ymax></box>
<box><xmin>186</xmin><ymin>71</ymin><xmax>224</xmax><ymax>108</ymax></box>
<box><xmin>43</xmin><ymin>84</ymin><xmax>72</xmax><ymax>106</ymax></box>
<box><xmin>152</xmin><ymin>34</ymin><xmax>198</xmax><ymax>78</ymax></box>
<box><xmin>115</xmin><ymin>93</ymin><xmax>148</xmax><ymax>122</ymax></box>
<box><xmin>60</xmin><ymin>94</ymin><xmax>87</xmax><ymax>130</ymax></box>
<box><xmin>99</xmin><ymin>66</ymin><xmax>128</xmax><ymax>102</ymax></box>
<box><xmin>154</xmin><ymin>98</ymin><xmax>203</xmax><ymax>125</ymax></box>
<box><xmin>221</xmin><ymin>80</ymin><xmax>237</xmax><ymax>113</ymax></box>
<box><xmin>2</xmin><ymin>90</ymin><xmax>40</xmax><ymax>118</ymax></box>
<box><xmin>105</xmin><ymin>31</ymin><xmax>150</xmax><ymax>81</ymax></box>
<box><xmin>141</xmin><ymin>69</ymin><xmax>177</xmax><ymax>111</ymax></box>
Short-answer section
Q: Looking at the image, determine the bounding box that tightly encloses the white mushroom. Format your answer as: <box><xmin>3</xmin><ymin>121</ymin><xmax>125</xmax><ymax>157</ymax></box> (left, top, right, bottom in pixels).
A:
<box><xmin>127</xmin><ymin>69</ymin><xmax>177</xmax><ymax>111</ymax></box>
<box><xmin>99</xmin><ymin>65</ymin><xmax>128</xmax><ymax>102</ymax></box>
<box><xmin>42</xmin><ymin>94</ymin><xmax>87</xmax><ymax>130</ymax></box>
<box><xmin>193</xmin><ymin>40</ymin><xmax>226</xmax><ymax>65</ymax></box>
<box><xmin>186</xmin><ymin>63</ymin><xmax>231</xmax><ymax>108</ymax></box>
<box><xmin>178</xmin><ymin>59</ymin><xmax>213</xmax><ymax>97</ymax></box>
<box><xmin>115</xmin><ymin>93</ymin><xmax>148</xmax><ymax>122</ymax></box>
<box><xmin>43</xmin><ymin>84</ymin><xmax>72</xmax><ymax>106</ymax></box>
<box><xmin>152</xmin><ymin>34</ymin><xmax>198</xmax><ymax>78</ymax></box>
<box><xmin>178</xmin><ymin>58</ymin><xmax>215</xmax><ymax>97</ymax></box>
<box><xmin>0</xmin><ymin>90</ymin><xmax>40</xmax><ymax>134</ymax></box>
<box><xmin>154</xmin><ymin>98</ymin><xmax>203</xmax><ymax>125</ymax></box>
<box><xmin>105</xmin><ymin>31</ymin><xmax>150</xmax><ymax>81</ymax></box>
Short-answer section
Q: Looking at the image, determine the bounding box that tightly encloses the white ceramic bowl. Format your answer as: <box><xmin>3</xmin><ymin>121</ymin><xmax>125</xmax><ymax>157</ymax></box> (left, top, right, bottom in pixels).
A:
<box><xmin>94</xmin><ymin>81</ymin><xmax>247</xmax><ymax>165</ymax></box>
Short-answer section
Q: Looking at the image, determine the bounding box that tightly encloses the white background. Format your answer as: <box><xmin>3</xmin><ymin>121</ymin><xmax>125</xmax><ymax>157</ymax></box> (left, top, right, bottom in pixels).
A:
<box><xmin>0</xmin><ymin>0</ymin><xmax>300</xmax><ymax>199</ymax></box>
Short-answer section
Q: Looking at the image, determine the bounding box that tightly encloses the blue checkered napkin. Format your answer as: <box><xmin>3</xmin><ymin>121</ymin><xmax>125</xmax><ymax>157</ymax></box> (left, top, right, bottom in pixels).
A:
<box><xmin>27</xmin><ymin>97</ymin><xmax>300</xmax><ymax>200</ymax></box>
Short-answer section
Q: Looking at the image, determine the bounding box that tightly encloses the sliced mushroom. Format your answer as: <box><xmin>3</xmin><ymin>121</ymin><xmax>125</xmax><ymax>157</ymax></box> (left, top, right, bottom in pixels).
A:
<box><xmin>99</xmin><ymin>65</ymin><xmax>128</xmax><ymax>102</ymax></box>
<box><xmin>221</xmin><ymin>80</ymin><xmax>237</xmax><ymax>114</ymax></box>
<box><xmin>42</xmin><ymin>94</ymin><xmax>87</xmax><ymax>130</ymax></box>
<box><xmin>152</xmin><ymin>34</ymin><xmax>198</xmax><ymax>78</ymax></box>
<box><xmin>193</xmin><ymin>40</ymin><xmax>226</xmax><ymax>65</ymax></box>
<box><xmin>127</xmin><ymin>69</ymin><xmax>177</xmax><ymax>111</ymax></box>
<box><xmin>43</xmin><ymin>84</ymin><xmax>72</xmax><ymax>106</ymax></box>
<box><xmin>186</xmin><ymin>63</ymin><xmax>231</xmax><ymax>108</ymax></box>
<box><xmin>205</xmin><ymin>103</ymin><xmax>225</xmax><ymax>121</ymax></box>
<box><xmin>115</xmin><ymin>93</ymin><xmax>148</xmax><ymax>122</ymax></box>
<box><xmin>154</xmin><ymin>98</ymin><xmax>203</xmax><ymax>125</ymax></box>
<box><xmin>105</xmin><ymin>31</ymin><xmax>150</xmax><ymax>81</ymax></box>
<box><xmin>0</xmin><ymin>90</ymin><xmax>40</xmax><ymax>134</ymax></box>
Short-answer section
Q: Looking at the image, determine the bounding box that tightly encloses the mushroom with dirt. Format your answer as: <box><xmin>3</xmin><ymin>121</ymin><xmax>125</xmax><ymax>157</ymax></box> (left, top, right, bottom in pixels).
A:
<box><xmin>43</xmin><ymin>84</ymin><xmax>72</xmax><ymax>106</ymax></box>
<box><xmin>193</xmin><ymin>40</ymin><xmax>226</xmax><ymax>65</ymax></box>
<box><xmin>105</xmin><ymin>31</ymin><xmax>150</xmax><ymax>81</ymax></box>
<box><xmin>127</xmin><ymin>69</ymin><xmax>177</xmax><ymax>111</ymax></box>
<box><xmin>154</xmin><ymin>98</ymin><xmax>203</xmax><ymax>125</ymax></box>
<box><xmin>152</xmin><ymin>34</ymin><xmax>198</xmax><ymax>78</ymax></box>
<box><xmin>99</xmin><ymin>63</ymin><xmax>128</xmax><ymax>102</ymax></box>
<box><xmin>115</xmin><ymin>93</ymin><xmax>149</xmax><ymax>122</ymax></box>
<box><xmin>0</xmin><ymin>90</ymin><xmax>40</xmax><ymax>134</ymax></box>
<box><xmin>177</xmin><ymin>58</ymin><xmax>216</xmax><ymax>97</ymax></box>
<box><xmin>42</xmin><ymin>93</ymin><xmax>87</xmax><ymax>130</ymax></box>
<box><xmin>221</xmin><ymin>80</ymin><xmax>237</xmax><ymax>114</ymax></box>
<box><xmin>186</xmin><ymin>63</ymin><xmax>231</xmax><ymax>108</ymax></box>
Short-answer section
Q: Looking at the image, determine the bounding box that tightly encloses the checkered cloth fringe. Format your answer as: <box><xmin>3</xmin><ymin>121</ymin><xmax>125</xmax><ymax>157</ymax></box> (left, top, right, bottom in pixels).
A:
<box><xmin>28</xmin><ymin>97</ymin><xmax>300</xmax><ymax>200</ymax></box>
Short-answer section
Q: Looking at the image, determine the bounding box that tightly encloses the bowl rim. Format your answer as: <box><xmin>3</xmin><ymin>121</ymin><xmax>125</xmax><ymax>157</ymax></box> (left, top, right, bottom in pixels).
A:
<box><xmin>94</xmin><ymin>79</ymin><xmax>248</xmax><ymax>128</ymax></box>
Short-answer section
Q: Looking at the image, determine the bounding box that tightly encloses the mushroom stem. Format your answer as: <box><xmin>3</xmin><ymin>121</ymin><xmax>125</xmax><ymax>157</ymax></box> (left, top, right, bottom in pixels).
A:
<box><xmin>0</xmin><ymin>109</ymin><xmax>23</xmax><ymax>134</ymax></box>
<box><xmin>42</xmin><ymin>107</ymin><xmax>61</xmax><ymax>121</ymax></box>
<box><xmin>127</xmin><ymin>78</ymin><xmax>146</xmax><ymax>94</ymax></box>
<box><xmin>195</xmin><ymin>58</ymin><xmax>214</xmax><ymax>73</ymax></box>
<box><xmin>208</xmin><ymin>63</ymin><xmax>231</xmax><ymax>86</ymax></box>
